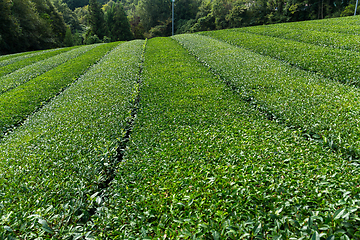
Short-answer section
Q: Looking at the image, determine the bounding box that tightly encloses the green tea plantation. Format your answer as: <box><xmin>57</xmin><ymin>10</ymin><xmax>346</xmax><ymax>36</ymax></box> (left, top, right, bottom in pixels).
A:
<box><xmin>1</xmin><ymin>16</ymin><xmax>360</xmax><ymax>239</ymax></box>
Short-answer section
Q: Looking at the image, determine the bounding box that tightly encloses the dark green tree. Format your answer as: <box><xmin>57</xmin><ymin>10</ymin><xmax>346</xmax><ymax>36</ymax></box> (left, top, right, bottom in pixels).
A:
<box><xmin>212</xmin><ymin>0</ymin><xmax>231</xmax><ymax>29</ymax></box>
<box><xmin>88</xmin><ymin>0</ymin><xmax>108</xmax><ymax>39</ymax></box>
<box><xmin>137</xmin><ymin>0</ymin><xmax>170</xmax><ymax>31</ymax></box>
<box><xmin>187</xmin><ymin>1</ymin><xmax>215</xmax><ymax>32</ymax></box>
<box><xmin>74</xmin><ymin>5</ymin><xmax>89</xmax><ymax>25</ymax></box>
<box><xmin>341</xmin><ymin>3</ymin><xmax>360</xmax><ymax>16</ymax></box>
<box><xmin>64</xmin><ymin>27</ymin><xmax>74</xmax><ymax>46</ymax></box>
<box><xmin>0</xmin><ymin>0</ymin><xmax>19</xmax><ymax>53</ymax></box>
<box><xmin>31</xmin><ymin>0</ymin><xmax>67</xmax><ymax>47</ymax></box>
<box><xmin>175</xmin><ymin>0</ymin><xmax>200</xmax><ymax>22</ymax></box>
<box><xmin>246</xmin><ymin>0</ymin><xmax>269</xmax><ymax>25</ymax></box>
<box><xmin>174</xmin><ymin>0</ymin><xmax>201</xmax><ymax>33</ymax></box>
<box><xmin>107</xmin><ymin>2</ymin><xmax>133</xmax><ymax>40</ymax></box>
<box><xmin>63</xmin><ymin>0</ymin><xmax>88</xmax><ymax>10</ymax></box>
<box><xmin>52</xmin><ymin>0</ymin><xmax>82</xmax><ymax>33</ymax></box>
<box><xmin>47</xmin><ymin>0</ymin><xmax>68</xmax><ymax>44</ymax></box>
<box><xmin>226</xmin><ymin>0</ymin><xmax>247</xmax><ymax>28</ymax></box>
<box><xmin>12</xmin><ymin>0</ymin><xmax>56</xmax><ymax>51</ymax></box>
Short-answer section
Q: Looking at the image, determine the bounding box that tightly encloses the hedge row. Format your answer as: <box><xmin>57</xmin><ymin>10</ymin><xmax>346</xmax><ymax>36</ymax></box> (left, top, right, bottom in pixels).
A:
<box><xmin>276</xmin><ymin>15</ymin><xmax>360</xmax><ymax>35</ymax></box>
<box><xmin>200</xmin><ymin>30</ymin><xmax>360</xmax><ymax>87</ymax></box>
<box><xmin>0</xmin><ymin>47</ymin><xmax>76</xmax><ymax>78</ymax></box>
<box><xmin>233</xmin><ymin>25</ymin><xmax>360</xmax><ymax>52</ymax></box>
<box><xmin>0</xmin><ymin>49</ymin><xmax>45</xmax><ymax>64</ymax></box>
<box><xmin>0</xmin><ymin>44</ymin><xmax>96</xmax><ymax>94</ymax></box>
<box><xmin>0</xmin><ymin>40</ymin><xmax>144</xmax><ymax>239</ymax></box>
<box><xmin>175</xmin><ymin>33</ymin><xmax>360</xmax><ymax>160</ymax></box>
<box><xmin>0</xmin><ymin>42</ymin><xmax>119</xmax><ymax>136</ymax></box>
<box><xmin>84</xmin><ymin>37</ymin><xmax>360</xmax><ymax>239</ymax></box>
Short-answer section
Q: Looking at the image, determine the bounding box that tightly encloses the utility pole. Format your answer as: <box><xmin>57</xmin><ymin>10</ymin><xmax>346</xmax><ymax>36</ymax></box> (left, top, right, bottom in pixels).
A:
<box><xmin>172</xmin><ymin>0</ymin><xmax>175</xmax><ymax>36</ymax></box>
<box><xmin>355</xmin><ymin>0</ymin><xmax>359</xmax><ymax>15</ymax></box>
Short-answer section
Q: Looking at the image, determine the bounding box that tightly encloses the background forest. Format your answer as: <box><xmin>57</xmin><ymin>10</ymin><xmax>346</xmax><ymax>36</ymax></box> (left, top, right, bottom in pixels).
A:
<box><xmin>0</xmin><ymin>0</ymin><xmax>358</xmax><ymax>54</ymax></box>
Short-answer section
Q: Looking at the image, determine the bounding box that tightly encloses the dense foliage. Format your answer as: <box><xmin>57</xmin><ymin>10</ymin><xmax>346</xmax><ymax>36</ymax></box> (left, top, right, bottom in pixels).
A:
<box><xmin>0</xmin><ymin>0</ymin><xmax>67</xmax><ymax>54</ymax></box>
<box><xmin>87</xmin><ymin>37</ymin><xmax>360</xmax><ymax>239</ymax></box>
<box><xmin>1</xmin><ymin>0</ymin><xmax>359</xmax><ymax>54</ymax></box>
<box><xmin>61</xmin><ymin>0</ymin><xmax>358</xmax><ymax>38</ymax></box>
<box><xmin>104</xmin><ymin>1</ymin><xmax>134</xmax><ymax>41</ymax></box>
<box><xmin>0</xmin><ymin>45</ymin><xmax>89</xmax><ymax>94</ymax></box>
<box><xmin>0</xmin><ymin>0</ymin><xmax>132</xmax><ymax>54</ymax></box>
<box><xmin>0</xmin><ymin>48</ymin><xmax>72</xmax><ymax>78</ymax></box>
<box><xmin>0</xmin><ymin>40</ymin><xmax>144</xmax><ymax>238</ymax></box>
<box><xmin>226</xmin><ymin>17</ymin><xmax>360</xmax><ymax>52</ymax></box>
<box><xmin>0</xmin><ymin>42</ymin><xmax>118</xmax><ymax>136</ymax></box>
<box><xmin>2</xmin><ymin>15</ymin><xmax>360</xmax><ymax>239</ymax></box>
<box><xmin>175</xmin><ymin>33</ymin><xmax>360</xmax><ymax>162</ymax></box>
<box><xmin>200</xmin><ymin>28</ymin><xmax>360</xmax><ymax>87</ymax></box>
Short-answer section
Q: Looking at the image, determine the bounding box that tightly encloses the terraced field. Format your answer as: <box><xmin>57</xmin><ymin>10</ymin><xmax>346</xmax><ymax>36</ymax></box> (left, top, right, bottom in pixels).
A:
<box><xmin>1</xmin><ymin>16</ymin><xmax>360</xmax><ymax>239</ymax></box>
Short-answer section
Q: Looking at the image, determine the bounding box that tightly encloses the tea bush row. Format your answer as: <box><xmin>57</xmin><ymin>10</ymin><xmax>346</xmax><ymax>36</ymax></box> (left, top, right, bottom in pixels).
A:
<box><xmin>233</xmin><ymin>25</ymin><xmax>360</xmax><ymax>52</ymax></box>
<box><xmin>0</xmin><ymin>49</ymin><xmax>47</xmax><ymax>65</ymax></box>
<box><xmin>276</xmin><ymin>15</ymin><xmax>360</xmax><ymax>35</ymax></box>
<box><xmin>0</xmin><ymin>47</ymin><xmax>76</xmax><ymax>78</ymax></box>
<box><xmin>0</xmin><ymin>49</ymin><xmax>51</xmax><ymax>67</ymax></box>
<box><xmin>0</xmin><ymin>44</ymin><xmax>97</xmax><ymax>94</ymax></box>
<box><xmin>0</xmin><ymin>40</ymin><xmax>144</xmax><ymax>239</ymax></box>
<box><xmin>175</xmin><ymin>34</ymin><xmax>360</xmax><ymax>160</ymax></box>
<box><xmin>85</xmin><ymin>38</ymin><xmax>360</xmax><ymax>239</ymax></box>
<box><xmin>0</xmin><ymin>42</ymin><xmax>119</xmax><ymax>137</ymax></box>
<box><xmin>199</xmin><ymin>30</ymin><xmax>360</xmax><ymax>87</ymax></box>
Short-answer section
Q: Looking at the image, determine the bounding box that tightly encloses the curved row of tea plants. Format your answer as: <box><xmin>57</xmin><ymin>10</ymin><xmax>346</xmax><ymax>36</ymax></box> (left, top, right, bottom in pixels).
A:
<box><xmin>0</xmin><ymin>49</ymin><xmax>55</xmax><ymax>67</ymax></box>
<box><xmin>199</xmin><ymin>30</ymin><xmax>360</xmax><ymax>87</ymax></box>
<box><xmin>274</xmin><ymin>15</ymin><xmax>360</xmax><ymax>35</ymax></box>
<box><xmin>234</xmin><ymin>25</ymin><xmax>360</xmax><ymax>52</ymax></box>
<box><xmin>0</xmin><ymin>42</ymin><xmax>119</xmax><ymax>137</ymax></box>
<box><xmin>0</xmin><ymin>40</ymin><xmax>144</xmax><ymax>239</ymax></box>
<box><xmin>0</xmin><ymin>44</ymin><xmax>97</xmax><ymax>94</ymax></box>
<box><xmin>0</xmin><ymin>49</ymin><xmax>46</xmax><ymax>64</ymax></box>
<box><xmin>86</xmin><ymin>38</ymin><xmax>360</xmax><ymax>239</ymax></box>
<box><xmin>318</xmin><ymin>15</ymin><xmax>360</xmax><ymax>25</ymax></box>
<box><xmin>0</xmin><ymin>47</ymin><xmax>76</xmax><ymax>78</ymax></box>
<box><xmin>175</xmin><ymin>34</ymin><xmax>360</xmax><ymax>160</ymax></box>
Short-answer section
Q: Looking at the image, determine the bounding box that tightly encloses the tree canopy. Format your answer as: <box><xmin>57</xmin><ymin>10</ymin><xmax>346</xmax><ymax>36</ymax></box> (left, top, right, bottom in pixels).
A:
<box><xmin>0</xmin><ymin>0</ymin><xmax>357</xmax><ymax>54</ymax></box>
<box><xmin>0</xmin><ymin>0</ymin><xmax>67</xmax><ymax>54</ymax></box>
